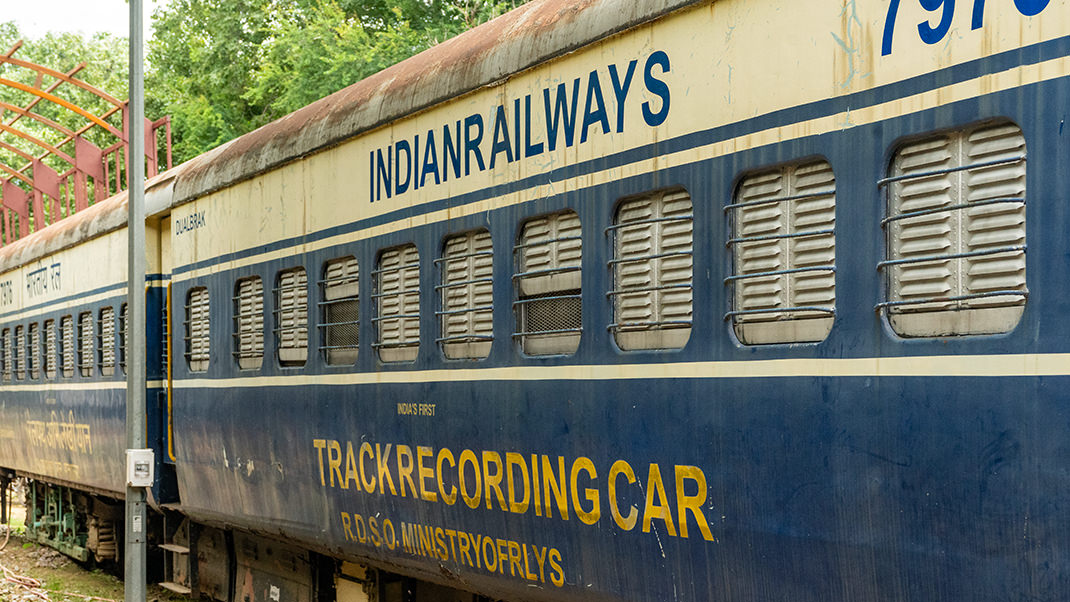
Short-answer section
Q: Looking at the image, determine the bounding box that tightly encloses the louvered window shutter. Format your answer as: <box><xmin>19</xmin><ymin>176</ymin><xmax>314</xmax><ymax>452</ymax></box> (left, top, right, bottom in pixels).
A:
<box><xmin>61</xmin><ymin>317</ymin><xmax>74</xmax><ymax>378</ymax></box>
<box><xmin>119</xmin><ymin>304</ymin><xmax>128</xmax><ymax>374</ymax></box>
<box><xmin>186</xmin><ymin>288</ymin><xmax>210</xmax><ymax>372</ymax></box>
<box><xmin>1</xmin><ymin>329</ymin><xmax>9</xmax><ymax>382</ymax></box>
<box><xmin>883</xmin><ymin>122</ymin><xmax>1026</xmax><ymax>336</ymax></box>
<box><xmin>78</xmin><ymin>313</ymin><xmax>94</xmax><ymax>377</ymax></box>
<box><xmin>730</xmin><ymin>160</ymin><xmax>836</xmax><ymax>344</ymax></box>
<box><xmin>439</xmin><ymin>230</ymin><xmax>493</xmax><ymax>359</ymax></box>
<box><xmin>322</xmin><ymin>257</ymin><xmax>359</xmax><ymax>366</ymax></box>
<box><xmin>515</xmin><ymin>211</ymin><xmax>582</xmax><ymax>355</ymax></box>
<box><xmin>28</xmin><ymin>323</ymin><xmax>39</xmax><ymax>379</ymax></box>
<box><xmin>44</xmin><ymin>320</ymin><xmax>55</xmax><ymax>379</ymax></box>
<box><xmin>14</xmin><ymin>325</ymin><xmax>25</xmax><ymax>380</ymax></box>
<box><xmin>276</xmin><ymin>268</ymin><xmax>308</xmax><ymax>366</ymax></box>
<box><xmin>235</xmin><ymin>278</ymin><xmax>264</xmax><ymax>370</ymax></box>
<box><xmin>611</xmin><ymin>189</ymin><xmax>693</xmax><ymax>350</ymax></box>
<box><xmin>99</xmin><ymin>307</ymin><xmax>115</xmax><ymax>376</ymax></box>
<box><xmin>376</xmin><ymin>245</ymin><xmax>420</xmax><ymax>362</ymax></box>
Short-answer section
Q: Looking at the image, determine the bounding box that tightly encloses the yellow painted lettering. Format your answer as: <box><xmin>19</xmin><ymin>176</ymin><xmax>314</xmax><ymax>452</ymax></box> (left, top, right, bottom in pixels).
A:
<box><xmin>505</xmin><ymin>452</ymin><xmax>530</xmax><ymax>514</ymax></box>
<box><xmin>437</xmin><ymin>447</ymin><xmax>457</xmax><ymax>505</ymax></box>
<box><xmin>675</xmin><ymin>465</ymin><xmax>715</xmax><ymax>541</ymax></box>
<box><xmin>344</xmin><ymin>441</ymin><xmax>360</xmax><ymax>491</ymax></box>
<box><xmin>359</xmin><ymin>442</ymin><xmax>376</xmax><ymax>492</ymax></box>
<box><xmin>549</xmin><ymin>548</ymin><xmax>564</xmax><ymax>587</ymax></box>
<box><xmin>459</xmin><ymin>449</ymin><xmax>483</xmax><ymax>509</ymax></box>
<box><xmin>608</xmin><ymin>459</ymin><xmax>638</xmax><ymax>531</ymax></box>
<box><xmin>396</xmin><ymin>445</ymin><xmax>416</xmax><ymax>498</ymax></box>
<box><xmin>507</xmin><ymin>540</ymin><xmax>523</xmax><ymax>578</ymax></box>
<box><xmin>340</xmin><ymin>512</ymin><xmax>354</xmax><ymax>541</ymax></box>
<box><xmin>642</xmin><ymin>463</ymin><xmax>677</xmax><ymax>536</ymax></box>
<box><xmin>482</xmin><ymin>451</ymin><xmax>507</xmax><ymax>511</ymax></box>
<box><xmin>312</xmin><ymin>439</ymin><xmax>327</xmax><ymax>486</ymax></box>
<box><xmin>417</xmin><ymin>446</ymin><xmax>438</xmax><ymax>502</ymax></box>
<box><xmin>541</xmin><ymin>455</ymin><xmax>569</xmax><ymax>520</ymax></box>
<box><xmin>376</xmin><ymin>443</ymin><xmax>397</xmax><ymax>496</ymax></box>
<box><xmin>570</xmin><ymin>456</ymin><xmax>600</xmax><ymax>525</ymax></box>
<box><xmin>327</xmin><ymin>440</ymin><xmax>343</xmax><ymax>488</ymax></box>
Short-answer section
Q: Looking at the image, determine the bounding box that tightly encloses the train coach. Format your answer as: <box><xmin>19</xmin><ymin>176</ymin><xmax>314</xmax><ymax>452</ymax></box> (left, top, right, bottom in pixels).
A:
<box><xmin>2</xmin><ymin>0</ymin><xmax>1070</xmax><ymax>600</ymax></box>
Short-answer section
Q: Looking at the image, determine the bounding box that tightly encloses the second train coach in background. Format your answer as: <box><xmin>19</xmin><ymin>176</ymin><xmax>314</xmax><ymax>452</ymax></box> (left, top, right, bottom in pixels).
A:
<box><xmin>1</xmin><ymin>0</ymin><xmax>1069</xmax><ymax>600</ymax></box>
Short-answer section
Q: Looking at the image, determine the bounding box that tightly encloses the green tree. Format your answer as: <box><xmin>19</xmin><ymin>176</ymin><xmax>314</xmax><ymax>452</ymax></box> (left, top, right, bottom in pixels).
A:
<box><xmin>147</xmin><ymin>0</ymin><xmax>529</xmax><ymax>164</ymax></box>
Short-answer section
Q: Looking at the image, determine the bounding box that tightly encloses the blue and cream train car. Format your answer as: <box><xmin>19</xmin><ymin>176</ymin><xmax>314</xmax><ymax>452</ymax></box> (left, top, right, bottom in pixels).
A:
<box><xmin>3</xmin><ymin>0</ymin><xmax>1070</xmax><ymax>600</ymax></box>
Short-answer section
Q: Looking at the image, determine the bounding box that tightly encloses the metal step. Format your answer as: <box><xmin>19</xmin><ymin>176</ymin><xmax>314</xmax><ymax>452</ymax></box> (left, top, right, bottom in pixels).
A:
<box><xmin>159</xmin><ymin>582</ymin><xmax>192</xmax><ymax>595</ymax></box>
<box><xmin>159</xmin><ymin>543</ymin><xmax>190</xmax><ymax>554</ymax></box>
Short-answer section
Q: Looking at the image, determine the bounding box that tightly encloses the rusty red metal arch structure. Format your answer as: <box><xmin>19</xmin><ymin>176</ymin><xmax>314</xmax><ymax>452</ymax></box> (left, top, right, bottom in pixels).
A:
<box><xmin>0</xmin><ymin>40</ymin><xmax>172</xmax><ymax>245</ymax></box>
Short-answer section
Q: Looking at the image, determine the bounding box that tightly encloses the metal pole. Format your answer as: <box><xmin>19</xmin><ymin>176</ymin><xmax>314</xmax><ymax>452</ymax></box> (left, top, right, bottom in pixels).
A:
<box><xmin>126</xmin><ymin>0</ymin><xmax>148</xmax><ymax>600</ymax></box>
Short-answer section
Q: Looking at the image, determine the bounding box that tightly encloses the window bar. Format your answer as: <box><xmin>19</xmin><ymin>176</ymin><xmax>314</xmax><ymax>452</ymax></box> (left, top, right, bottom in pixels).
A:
<box><xmin>724</xmin><ymin>265</ymin><xmax>836</xmax><ymax>284</ymax></box>
<box><xmin>370</xmin><ymin>261</ymin><xmax>421</xmax><ymax>277</ymax></box>
<box><xmin>435</xmin><ymin>334</ymin><xmax>495</xmax><ymax>344</ymax></box>
<box><xmin>433</xmin><ymin>250</ymin><xmax>494</xmax><ymax>264</ymax></box>
<box><xmin>317</xmin><ymin>298</ymin><xmax>358</xmax><ymax>307</ymax></box>
<box><xmin>603</xmin><ymin>215</ymin><xmax>694</xmax><ymax>235</ymax></box>
<box><xmin>723</xmin><ymin>189</ymin><xmax>836</xmax><ymax>212</ymax></box>
<box><xmin>607</xmin><ymin>250</ymin><xmax>693</xmax><ymax>265</ymax></box>
<box><xmin>513</xmin><ymin>266</ymin><xmax>581</xmax><ymax>281</ymax></box>
<box><xmin>370</xmin><ymin>288</ymin><xmax>421</xmax><ymax>299</ymax></box>
<box><xmin>317</xmin><ymin>320</ymin><xmax>360</xmax><ymax>329</ymax></box>
<box><xmin>371</xmin><ymin>341</ymin><xmax>421</xmax><ymax>350</ymax></box>
<box><xmin>434</xmin><ymin>277</ymin><xmax>493</xmax><ymax>291</ymax></box>
<box><xmin>726</xmin><ymin>228</ymin><xmax>835</xmax><ymax>247</ymax></box>
<box><xmin>725</xmin><ymin>306</ymin><xmax>836</xmax><ymax>320</ymax></box>
<box><xmin>881</xmin><ymin>197</ymin><xmax>1026</xmax><ymax>227</ymax></box>
<box><xmin>876</xmin><ymin>155</ymin><xmax>1025</xmax><ymax>188</ymax></box>
<box><xmin>511</xmin><ymin>327</ymin><xmax>584</xmax><ymax>339</ymax></box>
<box><xmin>317</xmin><ymin>276</ymin><xmax>359</xmax><ymax>286</ymax></box>
<box><xmin>370</xmin><ymin>313</ymin><xmax>421</xmax><ymax>323</ymax></box>
<box><xmin>512</xmin><ymin>292</ymin><xmax>582</xmax><ymax>307</ymax></box>
<box><xmin>434</xmin><ymin>305</ymin><xmax>494</xmax><ymax>317</ymax></box>
<box><xmin>875</xmin><ymin>290</ymin><xmax>1028</xmax><ymax>312</ymax></box>
<box><xmin>876</xmin><ymin>245</ymin><xmax>1026</xmax><ymax>270</ymax></box>
<box><xmin>512</xmin><ymin>235</ymin><xmax>582</xmax><ymax>251</ymax></box>
<box><xmin>607</xmin><ymin>319</ymin><xmax>693</xmax><ymax>332</ymax></box>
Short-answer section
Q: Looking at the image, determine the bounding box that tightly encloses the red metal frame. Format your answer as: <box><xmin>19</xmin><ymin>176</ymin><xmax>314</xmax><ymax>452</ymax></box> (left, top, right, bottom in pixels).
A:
<box><xmin>0</xmin><ymin>40</ymin><xmax>173</xmax><ymax>245</ymax></box>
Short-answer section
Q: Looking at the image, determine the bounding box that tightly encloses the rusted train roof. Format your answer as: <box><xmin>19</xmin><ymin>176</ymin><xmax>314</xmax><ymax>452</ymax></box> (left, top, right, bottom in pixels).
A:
<box><xmin>172</xmin><ymin>0</ymin><xmax>703</xmax><ymax>205</ymax></box>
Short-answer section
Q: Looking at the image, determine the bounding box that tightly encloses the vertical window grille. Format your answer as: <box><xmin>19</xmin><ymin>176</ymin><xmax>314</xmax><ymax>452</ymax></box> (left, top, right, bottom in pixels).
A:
<box><xmin>14</xmin><ymin>325</ymin><xmax>25</xmax><ymax>380</ymax></box>
<box><xmin>609</xmin><ymin>189</ymin><xmax>693</xmax><ymax>350</ymax></box>
<box><xmin>60</xmin><ymin>316</ymin><xmax>74</xmax><ymax>378</ymax></box>
<box><xmin>78</xmin><ymin>312</ymin><xmax>94</xmax><ymax>377</ymax></box>
<box><xmin>98</xmin><ymin>307</ymin><xmax>116</xmax><ymax>376</ymax></box>
<box><xmin>320</xmin><ymin>257</ymin><xmax>359</xmax><ymax>366</ymax></box>
<box><xmin>185</xmin><ymin>287</ymin><xmax>210</xmax><ymax>372</ymax></box>
<box><xmin>274</xmin><ymin>268</ymin><xmax>309</xmax><ymax>367</ymax></box>
<box><xmin>44</xmin><ymin>319</ymin><xmax>56</xmax><ymax>379</ymax></box>
<box><xmin>234</xmin><ymin>278</ymin><xmax>264</xmax><ymax>370</ymax></box>
<box><xmin>374</xmin><ymin>244</ymin><xmax>420</xmax><ymax>362</ymax></box>
<box><xmin>727</xmin><ymin>160</ymin><xmax>836</xmax><ymax>344</ymax></box>
<box><xmin>514</xmin><ymin>211</ymin><xmax>582</xmax><ymax>355</ymax></box>
<box><xmin>437</xmin><ymin>230</ymin><xmax>493</xmax><ymax>359</ymax></box>
<box><xmin>28</xmin><ymin>323</ymin><xmax>40</xmax><ymax>379</ymax></box>
<box><xmin>1</xmin><ymin>328</ymin><xmax>10</xmax><ymax>382</ymax></box>
<box><xmin>119</xmin><ymin>303</ymin><xmax>128</xmax><ymax>374</ymax></box>
<box><xmin>879</xmin><ymin>121</ymin><xmax>1027</xmax><ymax>337</ymax></box>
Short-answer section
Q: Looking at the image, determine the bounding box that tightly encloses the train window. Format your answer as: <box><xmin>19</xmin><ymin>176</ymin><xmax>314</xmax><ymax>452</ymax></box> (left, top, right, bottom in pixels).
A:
<box><xmin>78</xmin><ymin>312</ymin><xmax>94</xmax><ymax>377</ymax></box>
<box><xmin>14</xmin><ymin>325</ymin><xmax>24</xmax><ymax>380</ymax></box>
<box><xmin>727</xmin><ymin>159</ymin><xmax>836</xmax><ymax>344</ymax></box>
<box><xmin>880</xmin><ymin>121</ymin><xmax>1027</xmax><ymax>337</ymax></box>
<box><xmin>320</xmin><ymin>257</ymin><xmax>359</xmax><ymax>366</ymax></box>
<box><xmin>438</xmin><ymin>230</ymin><xmax>493</xmax><ymax>360</ymax></box>
<box><xmin>514</xmin><ymin>211</ymin><xmax>582</xmax><ymax>356</ymax></box>
<box><xmin>375</xmin><ymin>244</ymin><xmax>420</xmax><ymax>362</ymax></box>
<box><xmin>43</xmin><ymin>319</ymin><xmax>56</xmax><ymax>379</ymax></box>
<box><xmin>185</xmin><ymin>287</ymin><xmax>210</xmax><ymax>372</ymax></box>
<box><xmin>234</xmin><ymin>278</ymin><xmax>264</xmax><ymax>370</ymax></box>
<box><xmin>609</xmin><ymin>188</ymin><xmax>693</xmax><ymax>350</ymax></box>
<box><xmin>275</xmin><ymin>268</ymin><xmax>309</xmax><ymax>367</ymax></box>
<box><xmin>98</xmin><ymin>307</ymin><xmax>116</xmax><ymax>377</ymax></box>
<box><xmin>119</xmin><ymin>303</ymin><xmax>128</xmax><ymax>374</ymax></box>
<box><xmin>60</xmin><ymin>316</ymin><xmax>74</xmax><ymax>378</ymax></box>
<box><xmin>28</xmin><ymin>322</ymin><xmax>40</xmax><ymax>379</ymax></box>
<box><xmin>1</xmin><ymin>328</ymin><xmax>9</xmax><ymax>382</ymax></box>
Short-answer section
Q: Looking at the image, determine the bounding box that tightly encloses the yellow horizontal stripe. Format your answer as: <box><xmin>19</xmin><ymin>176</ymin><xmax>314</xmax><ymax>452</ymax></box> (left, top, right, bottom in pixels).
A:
<box><xmin>171</xmin><ymin>353</ymin><xmax>1070</xmax><ymax>389</ymax></box>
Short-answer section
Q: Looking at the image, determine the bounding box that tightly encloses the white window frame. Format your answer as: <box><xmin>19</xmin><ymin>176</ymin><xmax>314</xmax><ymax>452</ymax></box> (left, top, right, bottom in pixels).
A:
<box><xmin>60</xmin><ymin>316</ymin><xmax>74</xmax><ymax>378</ymax></box>
<box><xmin>609</xmin><ymin>188</ymin><xmax>693</xmax><ymax>351</ymax></box>
<box><xmin>375</xmin><ymin>244</ymin><xmax>420</xmax><ymax>362</ymax></box>
<box><xmin>28</xmin><ymin>322</ymin><xmax>39</xmax><ymax>380</ymax></box>
<box><xmin>880</xmin><ymin>121</ymin><xmax>1027</xmax><ymax>337</ymax></box>
<box><xmin>321</xmin><ymin>257</ymin><xmax>359</xmax><ymax>366</ymax></box>
<box><xmin>78</xmin><ymin>312</ymin><xmax>94</xmax><ymax>377</ymax></box>
<box><xmin>44</xmin><ymin>319</ymin><xmax>56</xmax><ymax>380</ymax></box>
<box><xmin>274</xmin><ymin>268</ymin><xmax>309</xmax><ymax>367</ymax></box>
<box><xmin>438</xmin><ymin>230</ymin><xmax>493</xmax><ymax>360</ymax></box>
<box><xmin>727</xmin><ymin>159</ymin><xmax>836</xmax><ymax>345</ymax></box>
<box><xmin>185</xmin><ymin>287</ymin><xmax>210</xmax><ymax>372</ymax></box>
<box><xmin>514</xmin><ymin>211</ymin><xmax>582</xmax><ymax>356</ymax></box>
<box><xmin>234</xmin><ymin>277</ymin><xmax>264</xmax><ymax>370</ymax></box>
